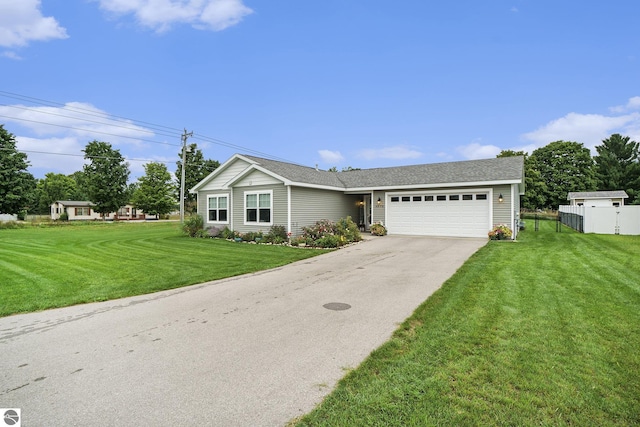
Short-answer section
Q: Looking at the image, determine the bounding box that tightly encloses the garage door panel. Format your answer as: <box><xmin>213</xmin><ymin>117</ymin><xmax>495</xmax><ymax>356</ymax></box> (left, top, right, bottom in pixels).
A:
<box><xmin>386</xmin><ymin>192</ymin><xmax>489</xmax><ymax>238</ymax></box>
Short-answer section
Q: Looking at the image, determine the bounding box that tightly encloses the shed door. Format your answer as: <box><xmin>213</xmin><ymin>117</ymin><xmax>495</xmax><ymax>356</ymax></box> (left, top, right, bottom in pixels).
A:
<box><xmin>386</xmin><ymin>192</ymin><xmax>490</xmax><ymax>238</ymax></box>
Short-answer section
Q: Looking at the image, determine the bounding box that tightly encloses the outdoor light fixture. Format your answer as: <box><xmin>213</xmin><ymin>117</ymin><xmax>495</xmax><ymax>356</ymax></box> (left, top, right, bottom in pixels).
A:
<box><xmin>377</xmin><ymin>197</ymin><xmax>382</xmax><ymax>205</ymax></box>
<box><xmin>498</xmin><ymin>193</ymin><xmax>504</xmax><ymax>203</ymax></box>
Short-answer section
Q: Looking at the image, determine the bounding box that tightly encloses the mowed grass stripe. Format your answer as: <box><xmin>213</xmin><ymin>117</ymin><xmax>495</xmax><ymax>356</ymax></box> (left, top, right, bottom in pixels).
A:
<box><xmin>0</xmin><ymin>222</ymin><xmax>328</xmax><ymax>316</ymax></box>
<box><xmin>296</xmin><ymin>221</ymin><xmax>640</xmax><ymax>426</ymax></box>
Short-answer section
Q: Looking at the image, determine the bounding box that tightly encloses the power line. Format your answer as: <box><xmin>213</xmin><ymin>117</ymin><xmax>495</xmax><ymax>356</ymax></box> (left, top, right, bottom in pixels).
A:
<box><xmin>0</xmin><ymin>114</ymin><xmax>181</xmax><ymax>147</ymax></box>
<box><xmin>0</xmin><ymin>90</ymin><xmax>184</xmax><ymax>135</ymax></box>
<box><xmin>1</xmin><ymin>104</ymin><xmax>182</xmax><ymax>140</ymax></box>
<box><xmin>0</xmin><ymin>90</ymin><xmax>301</xmax><ymax>165</ymax></box>
<box><xmin>1</xmin><ymin>147</ymin><xmax>173</xmax><ymax>165</ymax></box>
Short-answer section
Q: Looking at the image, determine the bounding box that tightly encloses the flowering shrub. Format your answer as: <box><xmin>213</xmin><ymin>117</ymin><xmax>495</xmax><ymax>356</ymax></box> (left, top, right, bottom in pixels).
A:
<box><xmin>370</xmin><ymin>223</ymin><xmax>387</xmax><ymax>236</ymax></box>
<box><xmin>300</xmin><ymin>217</ymin><xmax>362</xmax><ymax>248</ymax></box>
<box><xmin>488</xmin><ymin>224</ymin><xmax>513</xmax><ymax>240</ymax></box>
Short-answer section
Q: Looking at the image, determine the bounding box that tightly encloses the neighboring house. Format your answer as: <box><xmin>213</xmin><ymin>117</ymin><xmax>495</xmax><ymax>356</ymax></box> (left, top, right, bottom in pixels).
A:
<box><xmin>50</xmin><ymin>201</ymin><xmax>147</xmax><ymax>221</ymax></box>
<box><xmin>568</xmin><ymin>191</ymin><xmax>628</xmax><ymax>207</ymax></box>
<box><xmin>191</xmin><ymin>154</ymin><xmax>525</xmax><ymax>239</ymax></box>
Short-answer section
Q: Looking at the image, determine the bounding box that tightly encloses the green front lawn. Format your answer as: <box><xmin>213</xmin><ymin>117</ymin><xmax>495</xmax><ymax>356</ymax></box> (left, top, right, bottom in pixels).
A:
<box><xmin>0</xmin><ymin>222</ymin><xmax>327</xmax><ymax>317</ymax></box>
<box><xmin>297</xmin><ymin>221</ymin><xmax>640</xmax><ymax>426</ymax></box>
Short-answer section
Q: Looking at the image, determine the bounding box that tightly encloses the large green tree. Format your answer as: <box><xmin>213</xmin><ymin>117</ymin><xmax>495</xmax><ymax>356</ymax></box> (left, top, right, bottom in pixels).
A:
<box><xmin>593</xmin><ymin>134</ymin><xmax>640</xmax><ymax>204</ymax></box>
<box><xmin>0</xmin><ymin>124</ymin><xmax>36</xmax><ymax>215</ymax></box>
<box><xmin>131</xmin><ymin>162</ymin><xmax>176</xmax><ymax>217</ymax></box>
<box><xmin>530</xmin><ymin>140</ymin><xmax>596</xmax><ymax>209</ymax></box>
<box><xmin>175</xmin><ymin>143</ymin><xmax>220</xmax><ymax>213</ymax></box>
<box><xmin>68</xmin><ymin>171</ymin><xmax>90</xmax><ymax>201</ymax></box>
<box><xmin>36</xmin><ymin>172</ymin><xmax>79</xmax><ymax>213</ymax></box>
<box><xmin>83</xmin><ymin>140</ymin><xmax>130</xmax><ymax>217</ymax></box>
<box><xmin>496</xmin><ymin>150</ymin><xmax>547</xmax><ymax>210</ymax></box>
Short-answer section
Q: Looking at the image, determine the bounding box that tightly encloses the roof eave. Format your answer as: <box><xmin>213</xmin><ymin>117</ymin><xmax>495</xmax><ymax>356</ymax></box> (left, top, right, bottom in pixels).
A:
<box><xmin>344</xmin><ymin>179</ymin><xmax>522</xmax><ymax>193</ymax></box>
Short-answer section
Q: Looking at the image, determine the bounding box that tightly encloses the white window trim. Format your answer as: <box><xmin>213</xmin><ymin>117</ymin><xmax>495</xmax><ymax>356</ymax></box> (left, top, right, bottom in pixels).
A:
<box><xmin>244</xmin><ymin>190</ymin><xmax>273</xmax><ymax>226</ymax></box>
<box><xmin>207</xmin><ymin>194</ymin><xmax>230</xmax><ymax>224</ymax></box>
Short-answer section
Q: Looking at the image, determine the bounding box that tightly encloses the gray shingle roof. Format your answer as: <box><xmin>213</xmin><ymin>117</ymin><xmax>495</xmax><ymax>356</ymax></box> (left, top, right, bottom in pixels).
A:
<box><xmin>55</xmin><ymin>200</ymin><xmax>94</xmax><ymax>206</ymax></box>
<box><xmin>242</xmin><ymin>155</ymin><xmax>524</xmax><ymax>189</ymax></box>
<box><xmin>242</xmin><ymin>155</ymin><xmax>347</xmax><ymax>187</ymax></box>
<box><xmin>567</xmin><ymin>191</ymin><xmax>629</xmax><ymax>200</ymax></box>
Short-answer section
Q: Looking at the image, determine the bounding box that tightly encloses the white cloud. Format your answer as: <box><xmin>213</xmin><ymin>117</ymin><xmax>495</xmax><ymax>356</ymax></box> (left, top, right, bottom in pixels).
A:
<box><xmin>357</xmin><ymin>145</ymin><xmax>423</xmax><ymax>161</ymax></box>
<box><xmin>610</xmin><ymin>96</ymin><xmax>640</xmax><ymax>113</ymax></box>
<box><xmin>16</xmin><ymin>136</ymin><xmax>87</xmax><ymax>174</ymax></box>
<box><xmin>1</xmin><ymin>51</ymin><xmax>23</xmax><ymax>60</ymax></box>
<box><xmin>456</xmin><ymin>142</ymin><xmax>501</xmax><ymax>160</ymax></box>
<box><xmin>1</xmin><ymin>102</ymin><xmax>175</xmax><ymax>178</ymax></box>
<box><xmin>318</xmin><ymin>149</ymin><xmax>344</xmax><ymax>164</ymax></box>
<box><xmin>97</xmin><ymin>0</ymin><xmax>253</xmax><ymax>32</ymax></box>
<box><xmin>0</xmin><ymin>0</ymin><xmax>68</xmax><ymax>48</ymax></box>
<box><xmin>0</xmin><ymin>102</ymin><xmax>153</xmax><ymax>144</ymax></box>
<box><xmin>521</xmin><ymin>111</ymin><xmax>640</xmax><ymax>152</ymax></box>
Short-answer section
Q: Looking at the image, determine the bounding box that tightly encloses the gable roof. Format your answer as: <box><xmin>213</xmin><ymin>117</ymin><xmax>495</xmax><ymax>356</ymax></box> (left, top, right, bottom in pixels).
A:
<box><xmin>242</xmin><ymin>155</ymin><xmax>524</xmax><ymax>190</ymax></box>
<box><xmin>567</xmin><ymin>191</ymin><xmax>629</xmax><ymax>200</ymax></box>
<box><xmin>192</xmin><ymin>154</ymin><xmax>525</xmax><ymax>192</ymax></box>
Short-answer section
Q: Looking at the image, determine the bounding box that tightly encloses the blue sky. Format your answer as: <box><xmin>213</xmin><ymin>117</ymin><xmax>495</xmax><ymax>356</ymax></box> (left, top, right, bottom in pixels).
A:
<box><xmin>1</xmin><ymin>0</ymin><xmax>640</xmax><ymax>181</ymax></box>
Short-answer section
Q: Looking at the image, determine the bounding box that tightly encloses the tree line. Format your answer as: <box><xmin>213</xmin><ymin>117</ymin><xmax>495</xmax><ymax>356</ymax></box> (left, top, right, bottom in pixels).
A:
<box><xmin>498</xmin><ymin>134</ymin><xmax>640</xmax><ymax>210</ymax></box>
<box><xmin>0</xmin><ymin>124</ymin><xmax>219</xmax><ymax>218</ymax></box>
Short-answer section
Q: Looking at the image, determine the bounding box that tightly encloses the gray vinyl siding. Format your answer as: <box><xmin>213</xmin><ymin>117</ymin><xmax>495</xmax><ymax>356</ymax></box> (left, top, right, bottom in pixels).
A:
<box><xmin>290</xmin><ymin>187</ymin><xmax>359</xmax><ymax>236</ymax></box>
<box><xmin>372</xmin><ymin>190</ymin><xmax>386</xmax><ymax>225</ymax></box>
<box><xmin>492</xmin><ymin>184</ymin><xmax>512</xmax><ymax>225</ymax></box>
<box><xmin>232</xmin><ymin>184</ymin><xmax>288</xmax><ymax>235</ymax></box>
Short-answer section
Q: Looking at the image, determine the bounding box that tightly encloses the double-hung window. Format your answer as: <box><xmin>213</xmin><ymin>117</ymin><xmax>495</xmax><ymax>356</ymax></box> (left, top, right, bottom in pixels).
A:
<box><xmin>208</xmin><ymin>195</ymin><xmax>228</xmax><ymax>223</ymax></box>
<box><xmin>245</xmin><ymin>191</ymin><xmax>272</xmax><ymax>224</ymax></box>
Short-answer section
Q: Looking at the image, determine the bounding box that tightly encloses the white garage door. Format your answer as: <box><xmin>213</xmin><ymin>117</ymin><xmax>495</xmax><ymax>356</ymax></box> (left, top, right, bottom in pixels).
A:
<box><xmin>386</xmin><ymin>192</ymin><xmax>490</xmax><ymax>238</ymax></box>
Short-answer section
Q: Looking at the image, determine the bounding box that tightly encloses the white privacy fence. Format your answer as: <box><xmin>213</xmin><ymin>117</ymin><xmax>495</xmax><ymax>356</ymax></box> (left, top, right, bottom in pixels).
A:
<box><xmin>559</xmin><ymin>205</ymin><xmax>640</xmax><ymax>235</ymax></box>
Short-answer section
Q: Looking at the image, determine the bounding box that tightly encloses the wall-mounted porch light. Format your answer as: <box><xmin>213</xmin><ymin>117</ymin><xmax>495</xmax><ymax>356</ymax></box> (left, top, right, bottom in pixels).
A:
<box><xmin>498</xmin><ymin>193</ymin><xmax>504</xmax><ymax>203</ymax></box>
<box><xmin>377</xmin><ymin>197</ymin><xmax>382</xmax><ymax>205</ymax></box>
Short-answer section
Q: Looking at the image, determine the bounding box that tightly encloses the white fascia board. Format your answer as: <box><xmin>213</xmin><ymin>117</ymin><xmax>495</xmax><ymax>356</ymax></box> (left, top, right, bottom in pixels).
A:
<box><xmin>190</xmin><ymin>154</ymin><xmax>257</xmax><ymax>193</ymax></box>
<box><xmin>285</xmin><ymin>181</ymin><xmax>348</xmax><ymax>192</ymax></box>
<box><xmin>344</xmin><ymin>179</ymin><xmax>521</xmax><ymax>193</ymax></box>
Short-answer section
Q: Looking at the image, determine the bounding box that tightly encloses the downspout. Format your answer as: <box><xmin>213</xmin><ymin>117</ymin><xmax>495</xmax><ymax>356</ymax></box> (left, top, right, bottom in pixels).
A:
<box><xmin>511</xmin><ymin>183</ymin><xmax>517</xmax><ymax>240</ymax></box>
<box><xmin>287</xmin><ymin>185</ymin><xmax>292</xmax><ymax>235</ymax></box>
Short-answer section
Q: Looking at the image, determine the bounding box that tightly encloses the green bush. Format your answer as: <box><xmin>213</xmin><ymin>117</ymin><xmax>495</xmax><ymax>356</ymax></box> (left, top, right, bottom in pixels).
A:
<box><xmin>336</xmin><ymin>216</ymin><xmax>362</xmax><ymax>243</ymax></box>
<box><xmin>315</xmin><ymin>234</ymin><xmax>341</xmax><ymax>248</ymax></box>
<box><xmin>242</xmin><ymin>231</ymin><xmax>263</xmax><ymax>242</ymax></box>
<box><xmin>370</xmin><ymin>223</ymin><xmax>387</xmax><ymax>236</ymax></box>
<box><xmin>193</xmin><ymin>229</ymin><xmax>209</xmax><ymax>238</ymax></box>
<box><xmin>59</xmin><ymin>212</ymin><xmax>69</xmax><ymax>221</ymax></box>
<box><xmin>266</xmin><ymin>225</ymin><xmax>288</xmax><ymax>243</ymax></box>
<box><xmin>182</xmin><ymin>215</ymin><xmax>204</xmax><ymax>237</ymax></box>
<box><xmin>219</xmin><ymin>227</ymin><xmax>235</xmax><ymax>240</ymax></box>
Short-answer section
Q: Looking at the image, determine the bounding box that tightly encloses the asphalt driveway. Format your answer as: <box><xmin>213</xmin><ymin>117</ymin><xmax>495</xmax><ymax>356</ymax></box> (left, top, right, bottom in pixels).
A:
<box><xmin>0</xmin><ymin>235</ymin><xmax>485</xmax><ymax>426</ymax></box>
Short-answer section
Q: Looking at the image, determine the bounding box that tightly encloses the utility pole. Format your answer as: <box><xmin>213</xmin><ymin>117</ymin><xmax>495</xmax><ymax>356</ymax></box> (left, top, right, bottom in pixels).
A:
<box><xmin>179</xmin><ymin>128</ymin><xmax>193</xmax><ymax>223</ymax></box>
